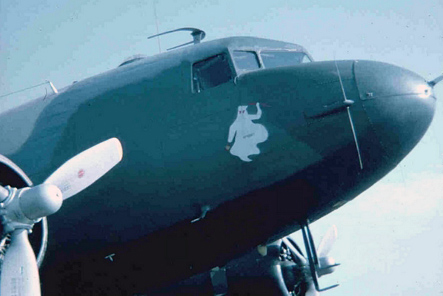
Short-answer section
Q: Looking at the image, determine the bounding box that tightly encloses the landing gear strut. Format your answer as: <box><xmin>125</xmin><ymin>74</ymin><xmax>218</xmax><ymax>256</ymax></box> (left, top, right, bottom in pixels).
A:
<box><xmin>300</xmin><ymin>220</ymin><xmax>339</xmax><ymax>292</ymax></box>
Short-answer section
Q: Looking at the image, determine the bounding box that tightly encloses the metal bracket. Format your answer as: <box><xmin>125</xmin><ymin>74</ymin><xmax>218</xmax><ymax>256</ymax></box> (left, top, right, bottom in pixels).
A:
<box><xmin>301</xmin><ymin>221</ymin><xmax>339</xmax><ymax>292</ymax></box>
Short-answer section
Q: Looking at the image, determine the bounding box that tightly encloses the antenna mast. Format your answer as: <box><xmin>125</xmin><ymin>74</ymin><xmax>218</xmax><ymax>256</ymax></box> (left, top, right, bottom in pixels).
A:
<box><xmin>152</xmin><ymin>0</ymin><xmax>161</xmax><ymax>53</ymax></box>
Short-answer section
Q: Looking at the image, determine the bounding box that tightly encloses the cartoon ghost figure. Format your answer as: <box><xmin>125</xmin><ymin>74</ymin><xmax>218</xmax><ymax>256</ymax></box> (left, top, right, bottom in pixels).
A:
<box><xmin>227</xmin><ymin>102</ymin><xmax>269</xmax><ymax>162</ymax></box>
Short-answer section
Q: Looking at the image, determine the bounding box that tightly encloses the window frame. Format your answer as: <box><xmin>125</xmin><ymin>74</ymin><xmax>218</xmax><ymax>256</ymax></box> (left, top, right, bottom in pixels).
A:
<box><xmin>231</xmin><ymin>50</ymin><xmax>262</xmax><ymax>74</ymax></box>
<box><xmin>192</xmin><ymin>51</ymin><xmax>236</xmax><ymax>93</ymax></box>
<box><xmin>258</xmin><ymin>50</ymin><xmax>312</xmax><ymax>69</ymax></box>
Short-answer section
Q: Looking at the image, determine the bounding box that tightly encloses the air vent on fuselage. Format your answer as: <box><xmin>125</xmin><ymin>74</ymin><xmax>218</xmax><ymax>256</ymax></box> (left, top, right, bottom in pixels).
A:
<box><xmin>118</xmin><ymin>54</ymin><xmax>148</xmax><ymax>67</ymax></box>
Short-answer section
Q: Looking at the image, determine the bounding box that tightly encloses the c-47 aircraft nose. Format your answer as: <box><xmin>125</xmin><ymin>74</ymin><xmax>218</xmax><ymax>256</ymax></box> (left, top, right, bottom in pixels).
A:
<box><xmin>355</xmin><ymin>61</ymin><xmax>436</xmax><ymax>162</ymax></box>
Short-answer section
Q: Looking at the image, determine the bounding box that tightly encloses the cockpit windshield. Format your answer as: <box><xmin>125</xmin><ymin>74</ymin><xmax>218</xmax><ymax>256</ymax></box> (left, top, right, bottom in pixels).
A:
<box><xmin>232</xmin><ymin>51</ymin><xmax>261</xmax><ymax>73</ymax></box>
<box><xmin>260</xmin><ymin>51</ymin><xmax>311</xmax><ymax>68</ymax></box>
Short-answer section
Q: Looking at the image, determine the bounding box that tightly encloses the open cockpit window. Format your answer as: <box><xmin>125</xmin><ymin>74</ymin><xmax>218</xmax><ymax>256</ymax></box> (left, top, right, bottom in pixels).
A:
<box><xmin>233</xmin><ymin>51</ymin><xmax>260</xmax><ymax>73</ymax></box>
<box><xmin>261</xmin><ymin>51</ymin><xmax>311</xmax><ymax>69</ymax></box>
<box><xmin>193</xmin><ymin>53</ymin><xmax>233</xmax><ymax>93</ymax></box>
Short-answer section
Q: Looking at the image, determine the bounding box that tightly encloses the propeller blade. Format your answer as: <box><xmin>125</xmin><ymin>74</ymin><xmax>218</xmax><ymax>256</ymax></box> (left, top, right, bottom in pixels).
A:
<box><xmin>429</xmin><ymin>74</ymin><xmax>443</xmax><ymax>87</ymax></box>
<box><xmin>317</xmin><ymin>225</ymin><xmax>338</xmax><ymax>258</ymax></box>
<box><xmin>0</xmin><ymin>229</ymin><xmax>41</xmax><ymax>296</ymax></box>
<box><xmin>0</xmin><ymin>185</ymin><xmax>9</xmax><ymax>202</ymax></box>
<box><xmin>44</xmin><ymin>138</ymin><xmax>123</xmax><ymax>200</ymax></box>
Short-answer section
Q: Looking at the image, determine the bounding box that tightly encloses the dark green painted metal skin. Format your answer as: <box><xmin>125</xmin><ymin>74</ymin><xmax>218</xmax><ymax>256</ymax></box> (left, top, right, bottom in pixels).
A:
<box><xmin>0</xmin><ymin>36</ymin><xmax>436</xmax><ymax>295</ymax></box>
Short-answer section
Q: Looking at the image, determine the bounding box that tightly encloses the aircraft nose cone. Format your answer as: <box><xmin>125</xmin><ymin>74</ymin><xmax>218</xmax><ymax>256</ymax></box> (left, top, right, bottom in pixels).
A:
<box><xmin>355</xmin><ymin>61</ymin><xmax>436</xmax><ymax>162</ymax></box>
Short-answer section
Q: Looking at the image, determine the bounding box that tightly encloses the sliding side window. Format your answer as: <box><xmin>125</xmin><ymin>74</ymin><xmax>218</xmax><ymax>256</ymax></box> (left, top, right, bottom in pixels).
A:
<box><xmin>193</xmin><ymin>53</ymin><xmax>233</xmax><ymax>93</ymax></box>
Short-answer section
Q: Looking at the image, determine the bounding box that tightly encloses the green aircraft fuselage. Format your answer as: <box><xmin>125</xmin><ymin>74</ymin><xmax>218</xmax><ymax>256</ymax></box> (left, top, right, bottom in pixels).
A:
<box><xmin>0</xmin><ymin>36</ymin><xmax>436</xmax><ymax>294</ymax></box>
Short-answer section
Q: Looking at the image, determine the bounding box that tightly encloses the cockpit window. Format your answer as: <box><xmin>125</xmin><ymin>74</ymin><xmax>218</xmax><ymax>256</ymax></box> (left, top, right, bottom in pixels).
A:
<box><xmin>233</xmin><ymin>51</ymin><xmax>260</xmax><ymax>73</ymax></box>
<box><xmin>193</xmin><ymin>53</ymin><xmax>233</xmax><ymax>93</ymax></box>
<box><xmin>261</xmin><ymin>51</ymin><xmax>311</xmax><ymax>68</ymax></box>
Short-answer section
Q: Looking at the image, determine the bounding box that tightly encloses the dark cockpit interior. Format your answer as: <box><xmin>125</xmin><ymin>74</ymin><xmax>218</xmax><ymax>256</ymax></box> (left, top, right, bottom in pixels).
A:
<box><xmin>192</xmin><ymin>49</ymin><xmax>311</xmax><ymax>92</ymax></box>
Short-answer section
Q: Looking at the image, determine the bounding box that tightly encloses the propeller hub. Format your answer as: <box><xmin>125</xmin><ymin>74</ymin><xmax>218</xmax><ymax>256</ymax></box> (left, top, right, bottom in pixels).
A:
<box><xmin>19</xmin><ymin>184</ymin><xmax>63</xmax><ymax>220</ymax></box>
<box><xmin>318</xmin><ymin>256</ymin><xmax>337</xmax><ymax>277</ymax></box>
<box><xmin>1</xmin><ymin>184</ymin><xmax>63</xmax><ymax>234</ymax></box>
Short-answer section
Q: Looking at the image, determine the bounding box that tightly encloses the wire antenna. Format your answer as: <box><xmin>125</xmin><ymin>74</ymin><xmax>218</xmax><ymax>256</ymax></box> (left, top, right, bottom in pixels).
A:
<box><xmin>0</xmin><ymin>81</ymin><xmax>57</xmax><ymax>99</ymax></box>
<box><xmin>335</xmin><ymin>61</ymin><xmax>363</xmax><ymax>170</ymax></box>
<box><xmin>152</xmin><ymin>0</ymin><xmax>161</xmax><ymax>53</ymax></box>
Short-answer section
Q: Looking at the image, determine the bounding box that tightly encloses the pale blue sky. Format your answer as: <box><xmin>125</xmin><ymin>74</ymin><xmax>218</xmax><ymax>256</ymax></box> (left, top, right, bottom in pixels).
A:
<box><xmin>1</xmin><ymin>0</ymin><xmax>443</xmax><ymax>295</ymax></box>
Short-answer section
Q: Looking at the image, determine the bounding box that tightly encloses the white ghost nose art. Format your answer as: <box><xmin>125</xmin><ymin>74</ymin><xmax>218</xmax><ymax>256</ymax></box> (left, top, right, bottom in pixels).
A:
<box><xmin>227</xmin><ymin>102</ymin><xmax>269</xmax><ymax>162</ymax></box>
